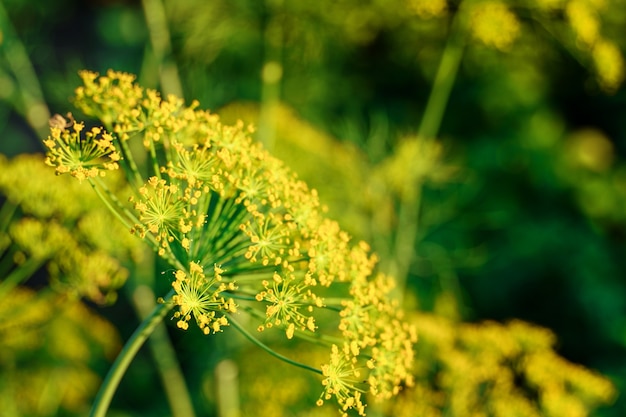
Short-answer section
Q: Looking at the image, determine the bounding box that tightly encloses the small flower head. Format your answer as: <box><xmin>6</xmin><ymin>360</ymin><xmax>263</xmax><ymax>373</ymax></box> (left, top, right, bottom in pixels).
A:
<box><xmin>406</xmin><ymin>0</ymin><xmax>447</xmax><ymax>18</ymax></box>
<box><xmin>131</xmin><ymin>176</ymin><xmax>190</xmax><ymax>255</ymax></box>
<box><xmin>241</xmin><ymin>213</ymin><xmax>290</xmax><ymax>265</ymax></box>
<box><xmin>469</xmin><ymin>2</ymin><xmax>521</xmax><ymax>51</ymax></box>
<box><xmin>337</xmin><ymin>272</ymin><xmax>417</xmax><ymax>400</ymax></box>
<box><xmin>165</xmin><ymin>141</ymin><xmax>218</xmax><ymax>187</ymax></box>
<box><xmin>256</xmin><ymin>272</ymin><xmax>317</xmax><ymax>338</ymax></box>
<box><xmin>566</xmin><ymin>0</ymin><xmax>600</xmax><ymax>47</ymax></box>
<box><xmin>172</xmin><ymin>262</ymin><xmax>235</xmax><ymax>335</ymax></box>
<box><xmin>366</xmin><ymin>318</ymin><xmax>417</xmax><ymax>399</ymax></box>
<box><xmin>317</xmin><ymin>344</ymin><xmax>367</xmax><ymax>417</ymax></box>
<box><xmin>307</xmin><ymin>219</ymin><xmax>352</xmax><ymax>286</ymax></box>
<box><xmin>592</xmin><ymin>39</ymin><xmax>625</xmax><ymax>93</ymax></box>
<box><xmin>43</xmin><ymin>123</ymin><xmax>120</xmax><ymax>182</ymax></box>
<box><xmin>74</xmin><ymin>69</ymin><xmax>143</xmax><ymax>127</ymax></box>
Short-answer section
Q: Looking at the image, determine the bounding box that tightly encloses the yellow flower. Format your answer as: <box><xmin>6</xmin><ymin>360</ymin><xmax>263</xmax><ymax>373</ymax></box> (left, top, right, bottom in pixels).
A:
<box><xmin>318</xmin><ymin>344</ymin><xmax>367</xmax><ymax>417</ymax></box>
<box><xmin>172</xmin><ymin>262</ymin><xmax>235</xmax><ymax>335</ymax></box>
<box><xmin>43</xmin><ymin>123</ymin><xmax>120</xmax><ymax>182</ymax></box>
<box><xmin>406</xmin><ymin>0</ymin><xmax>447</xmax><ymax>18</ymax></box>
<box><xmin>43</xmin><ymin>70</ymin><xmax>418</xmax><ymax>414</ymax></box>
<box><xmin>469</xmin><ymin>2</ymin><xmax>521</xmax><ymax>51</ymax></box>
<box><xmin>74</xmin><ymin>69</ymin><xmax>143</xmax><ymax>128</ymax></box>
<box><xmin>166</xmin><ymin>140</ymin><xmax>218</xmax><ymax>187</ymax></box>
<box><xmin>367</xmin><ymin>317</ymin><xmax>417</xmax><ymax>399</ymax></box>
<box><xmin>592</xmin><ymin>39</ymin><xmax>625</xmax><ymax>92</ymax></box>
<box><xmin>387</xmin><ymin>314</ymin><xmax>615</xmax><ymax>417</ymax></box>
<box><xmin>0</xmin><ymin>288</ymin><xmax>120</xmax><ymax>415</ymax></box>
<box><xmin>566</xmin><ymin>0</ymin><xmax>600</xmax><ymax>47</ymax></box>
<box><xmin>256</xmin><ymin>272</ymin><xmax>318</xmax><ymax>338</ymax></box>
<box><xmin>9</xmin><ymin>218</ymin><xmax>71</xmax><ymax>260</ymax></box>
<box><xmin>131</xmin><ymin>176</ymin><xmax>191</xmax><ymax>256</ymax></box>
<box><xmin>241</xmin><ymin>213</ymin><xmax>290</xmax><ymax>265</ymax></box>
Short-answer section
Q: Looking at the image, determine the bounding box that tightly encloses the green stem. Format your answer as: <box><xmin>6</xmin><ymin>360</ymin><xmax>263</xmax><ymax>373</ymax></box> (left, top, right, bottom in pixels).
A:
<box><xmin>141</xmin><ymin>0</ymin><xmax>183</xmax><ymax>98</ymax></box>
<box><xmin>392</xmin><ymin>7</ymin><xmax>466</xmax><ymax>298</ymax></box>
<box><xmin>390</xmin><ymin>185</ymin><xmax>422</xmax><ymax>300</ymax></box>
<box><xmin>0</xmin><ymin>200</ymin><xmax>18</xmax><ymax>234</ymax></box>
<box><xmin>147</xmin><ymin>135</ymin><xmax>163</xmax><ymax>180</ymax></box>
<box><xmin>417</xmin><ymin>10</ymin><xmax>466</xmax><ymax>140</ymax></box>
<box><xmin>0</xmin><ymin>256</ymin><xmax>44</xmax><ymax>299</ymax></box>
<box><xmin>0</xmin><ymin>1</ymin><xmax>50</xmax><ymax>136</ymax></box>
<box><xmin>229</xmin><ymin>315</ymin><xmax>322</xmax><ymax>375</ymax></box>
<box><xmin>88</xmin><ymin>178</ymin><xmax>136</xmax><ymax>232</ymax></box>
<box><xmin>257</xmin><ymin>0</ymin><xmax>285</xmax><ymax>151</ymax></box>
<box><xmin>89</xmin><ymin>290</ymin><xmax>176</xmax><ymax>417</ymax></box>
<box><xmin>117</xmin><ymin>134</ymin><xmax>145</xmax><ymax>188</ymax></box>
<box><xmin>131</xmin><ymin>284</ymin><xmax>196</xmax><ymax>417</ymax></box>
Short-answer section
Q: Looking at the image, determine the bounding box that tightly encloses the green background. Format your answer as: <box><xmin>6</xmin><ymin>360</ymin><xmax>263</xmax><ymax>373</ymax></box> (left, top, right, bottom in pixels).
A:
<box><xmin>1</xmin><ymin>0</ymin><xmax>625</xmax><ymax>415</ymax></box>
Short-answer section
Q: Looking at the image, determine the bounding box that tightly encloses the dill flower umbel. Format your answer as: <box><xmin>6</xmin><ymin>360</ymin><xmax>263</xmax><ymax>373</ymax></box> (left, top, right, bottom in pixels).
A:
<box><xmin>43</xmin><ymin>121</ymin><xmax>121</xmax><ymax>182</ymax></box>
<box><xmin>171</xmin><ymin>261</ymin><xmax>235</xmax><ymax>334</ymax></box>
<box><xmin>42</xmin><ymin>69</ymin><xmax>416</xmax><ymax>415</ymax></box>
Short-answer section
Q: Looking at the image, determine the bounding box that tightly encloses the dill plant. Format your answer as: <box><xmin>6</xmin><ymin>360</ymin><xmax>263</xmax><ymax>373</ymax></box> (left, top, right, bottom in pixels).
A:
<box><xmin>42</xmin><ymin>69</ymin><xmax>416</xmax><ymax>417</ymax></box>
<box><xmin>0</xmin><ymin>154</ymin><xmax>138</xmax><ymax>415</ymax></box>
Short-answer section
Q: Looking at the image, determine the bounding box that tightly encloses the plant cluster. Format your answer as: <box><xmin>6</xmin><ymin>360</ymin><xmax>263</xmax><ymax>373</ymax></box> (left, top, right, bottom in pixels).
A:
<box><xmin>0</xmin><ymin>154</ymin><xmax>134</xmax><ymax>416</ymax></box>
<box><xmin>235</xmin><ymin>313</ymin><xmax>616</xmax><ymax>417</ymax></box>
<box><xmin>42</xmin><ymin>69</ymin><xmax>416</xmax><ymax>416</ymax></box>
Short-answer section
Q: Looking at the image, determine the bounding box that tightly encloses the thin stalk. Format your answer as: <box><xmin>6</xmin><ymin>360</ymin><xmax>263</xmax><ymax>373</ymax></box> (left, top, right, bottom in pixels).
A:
<box><xmin>89</xmin><ymin>290</ymin><xmax>176</xmax><ymax>417</ymax></box>
<box><xmin>236</xmin><ymin>304</ymin><xmax>344</xmax><ymax>350</ymax></box>
<box><xmin>117</xmin><ymin>135</ymin><xmax>145</xmax><ymax>188</ymax></box>
<box><xmin>290</xmin><ymin>326</ymin><xmax>344</xmax><ymax>347</ymax></box>
<box><xmin>392</xmin><ymin>7</ymin><xmax>466</xmax><ymax>298</ymax></box>
<box><xmin>131</xmin><ymin>284</ymin><xmax>196</xmax><ymax>417</ymax></box>
<box><xmin>390</xmin><ymin>186</ymin><xmax>422</xmax><ymax>301</ymax></box>
<box><xmin>88</xmin><ymin>178</ymin><xmax>136</xmax><ymax>232</ymax></box>
<box><xmin>0</xmin><ymin>1</ymin><xmax>50</xmax><ymax>136</ymax></box>
<box><xmin>141</xmin><ymin>0</ymin><xmax>183</xmax><ymax>98</ymax></box>
<box><xmin>0</xmin><ymin>248</ymin><xmax>15</xmax><ymax>278</ymax></box>
<box><xmin>0</xmin><ymin>257</ymin><xmax>44</xmax><ymax>299</ymax></box>
<box><xmin>0</xmin><ymin>200</ymin><xmax>18</xmax><ymax>234</ymax></box>
<box><xmin>257</xmin><ymin>0</ymin><xmax>285</xmax><ymax>151</ymax></box>
<box><xmin>88</xmin><ymin>177</ymin><xmax>185</xmax><ymax>271</ymax></box>
<box><xmin>417</xmin><ymin>10</ymin><xmax>466</xmax><ymax>140</ymax></box>
<box><xmin>147</xmin><ymin>137</ymin><xmax>162</xmax><ymax>180</ymax></box>
<box><xmin>229</xmin><ymin>316</ymin><xmax>322</xmax><ymax>375</ymax></box>
<box><xmin>226</xmin><ymin>292</ymin><xmax>259</xmax><ymax>302</ymax></box>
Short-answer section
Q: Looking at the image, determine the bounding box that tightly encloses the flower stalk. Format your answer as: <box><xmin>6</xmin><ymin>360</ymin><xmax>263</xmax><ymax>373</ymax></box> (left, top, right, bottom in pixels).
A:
<box><xmin>90</xmin><ymin>290</ymin><xmax>175</xmax><ymax>417</ymax></box>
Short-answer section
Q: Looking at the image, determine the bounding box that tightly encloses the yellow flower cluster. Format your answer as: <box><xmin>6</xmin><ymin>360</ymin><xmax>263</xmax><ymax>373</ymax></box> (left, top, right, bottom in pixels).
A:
<box><xmin>469</xmin><ymin>1</ymin><xmax>521</xmax><ymax>51</ymax></box>
<box><xmin>0</xmin><ymin>153</ymin><xmax>139</xmax><ymax>304</ymax></box>
<box><xmin>236</xmin><ymin>313</ymin><xmax>614</xmax><ymax>417</ymax></box>
<box><xmin>42</xmin><ymin>70</ymin><xmax>416</xmax><ymax>415</ymax></box>
<box><xmin>385</xmin><ymin>314</ymin><xmax>616</xmax><ymax>417</ymax></box>
<box><xmin>316</xmin><ymin>269</ymin><xmax>415</xmax><ymax>415</ymax></box>
<box><xmin>564</xmin><ymin>0</ymin><xmax>625</xmax><ymax>91</ymax></box>
<box><xmin>172</xmin><ymin>261</ymin><xmax>236</xmax><ymax>334</ymax></box>
<box><xmin>376</xmin><ymin>136</ymin><xmax>453</xmax><ymax>202</ymax></box>
<box><xmin>43</xmin><ymin>121</ymin><xmax>121</xmax><ymax>182</ymax></box>
<box><xmin>0</xmin><ymin>287</ymin><xmax>120</xmax><ymax>416</ymax></box>
<box><xmin>462</xmin><ymin>0</ymin><xmax>626</xmax><ymax>92</ymax></box>
<box><xmin>406</xmin><ymin>0</ymin><xmax>447</xmax><ymax>18</ymax></box>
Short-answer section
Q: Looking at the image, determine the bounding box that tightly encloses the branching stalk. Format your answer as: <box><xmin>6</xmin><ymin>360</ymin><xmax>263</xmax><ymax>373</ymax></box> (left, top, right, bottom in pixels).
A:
<box><xmin>229</xmin><ymin>316</ymin><xmax>323</xmax><ymax>375</ymax></box>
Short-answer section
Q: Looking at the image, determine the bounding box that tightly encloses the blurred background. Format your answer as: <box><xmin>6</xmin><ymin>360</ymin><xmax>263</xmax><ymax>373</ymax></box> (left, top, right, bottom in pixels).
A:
<box><xmin>1</xmin><ymin>0</ymin><xmax>625</xmax><ymax>416</ymax></box>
